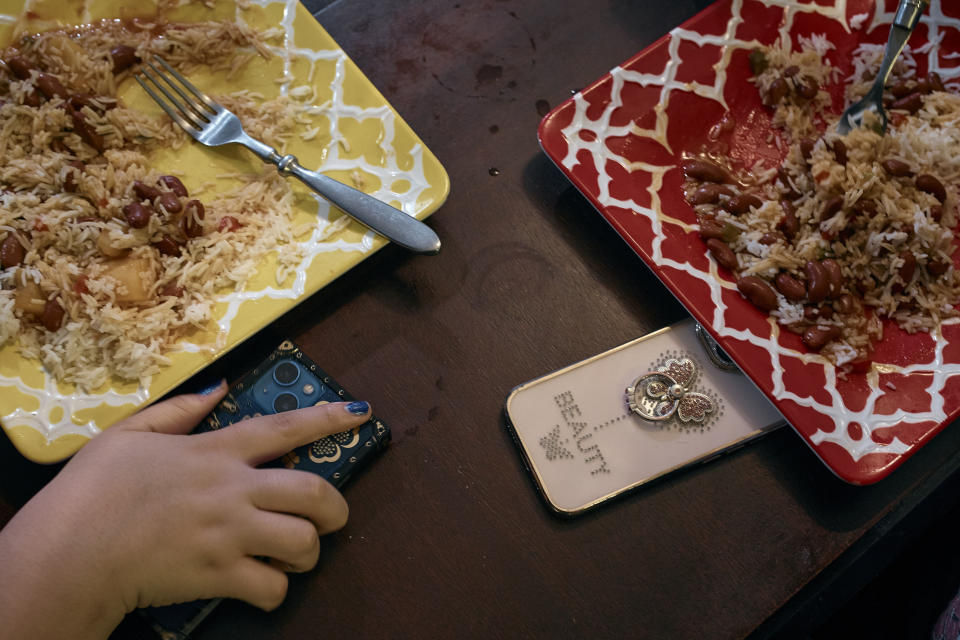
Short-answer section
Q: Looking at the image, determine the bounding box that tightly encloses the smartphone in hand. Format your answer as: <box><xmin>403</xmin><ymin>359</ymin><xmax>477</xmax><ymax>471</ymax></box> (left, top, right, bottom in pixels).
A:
<box><xmin>194</xmin><ymin>340</ymin><xmax>390</xmax><ymax>486</ymax></box>
<box><xmin>142</xmin><ymin>340</ymin><xmax>390</xmax><ymax>639</ymax></box>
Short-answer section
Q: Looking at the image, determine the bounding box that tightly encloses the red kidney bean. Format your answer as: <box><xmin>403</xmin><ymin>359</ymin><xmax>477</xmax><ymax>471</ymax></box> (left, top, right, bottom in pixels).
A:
<box><xmin>897</xmin><ymin>299</ymin><xmax>919</xmax><ymax>313</ymax></box>
<box><xmin>778</xmin><ymin>200</ymin><xmax>799</xmax><ymax>240</ymax></box>
<box><xmin>156</xmin><ymin>192</ymin><xmax>182</xmax><ymax>214</ymax></box>
<box><xmin>110</xmin><ymin>45</ymin><xmax>140</xmax><ymax>73</ymax></box>
<box><xmin>698</xmin><ymin>218</ymin><xmax>726</xmax><ymax>240</ymax></box>
<box><xmin>706</xmin><ymin>238</ymin><xmax>738</xmax><ymax>271</ymax></box>
<box><xmin>4</xmin><ymin>56</ymin><xmax>33</xmax><ymax>80</ymax></box>
<box><xmin>821</xmin><ymin>195</ymin><xmax>844</xmax><ymax>221</ymax></box>
<box><xmin>71</xmin><ymin>93</ymin><xmax>117</xmax><ymax>113</ymax></box>
<box><xmin>69</xmin><ymin>93</ymin><xmax>117</xmax><ymax>114</ymax></box>
<box><xmin>1</xmin><ymin>233</ymin><xmax>25</xmax><ymax>268</ymax></box>
<box><xmin>122</xmin><ymin>201</ymin><xmax>151</xmax><ymax>228</ymax></box>
<box><xmin>36</xmin><ymin>73</ymin><xmax>68</xmax><ymax>100</ymax></box>
<box><xmin>803</xmin><ymin>306</ymin><xmax>820</xmax><ymax>321</ymax></box>
<box><xmin>928</xmin><ymin>71</ymin><xmax>945</xmax><ymax>92</ymax></box>
<box><xmin>22</xmin><ymin>90</ymin><xmax>41</xmax><ymax>107</ymax></box>
<box><xmin>687</xmin><ymin>183</ymin><xmax>732</xmax><ymax>205</ymax></box>
<box><xmin>184</xmin><ymin>199</ymin><xmax>204</xmax><ymax>220</ymax></box>
<box><xmin>159</xmin><ymin>282</ymin><xmax>184</xmax><ymax>297</ymax></box>
<box><xmin>63</xmin><ymin>160</ymin><xmax>84</xmax><ymax>193</ymax></box>
<box><xmin>892</xmin><ymin>92</ymin><xmax>923</xmax><ymax>113</ymax></box>
<box><xmin>890</xmin><ymin>80</ymin><xmax>913</xmax><ymax>98</ymax></box>
<box><xmin>766</xmin><ymin>77</ymin><xmax>788</xmax><ymax>105</ymax></box>
<box><xmin>158</xmin><ymin>175</ymin><xmax>188</xmax><ymax>197</ymax></box>
<box><xmin>69</xmin><ymin>108</ymin><xmax>104</xmax><ymax>152</ymax></box>
<box><xmin>882</xmin><ymin>159</ymin><xmax>912</xmax><ymax>177</ymax></box>
<box><xmin>737</xmin><ymin>275</ymin><xmax>778</xmax><ymax>311</ymax></box>
<box><xmin>802</xmin><ymin>324</ymin><xmax>841</xmax><ymax>351</ymax></box>
<box><xmin>795</xmin><ymin>76</ymin><xmax>819</xmax><ymax>100</ymax></box>
<box><xmin>777</xmin><ymin>167</ymin><xmax>799</xmax><ymax>200</ymax></box>
<box><xmin>818</xmin><ymin>304</ymin><xmax>834</xmax><ymax>319</ymax></box>
<box><xmin>821</xmin><ymin>258</ymin><xmax>844</xmax><ymax>296</ymax></box>
<box><xmin>682</xmin><ymin>157</ymin><xmax>731</xmax><ymax>183</ymax></box>
<box><xmin>799</xmin><ymin>138</ymin><xmax>815</xmax><ymax>162</ymax></box>
<box><xmin>180</xmin><ymin>200</ymin><xmax>205</xmax><ymax>238</ymax></box>
<box><xmin>804</xmin><ymin>260</ymin><xmax>829</xmax><ymax>302</ymax></box>
<box><xmin>830</xmin><ymin>139</ymin><xmax>848</xmax><ymax>165</ymax></box>
<box><xmin>217</xmin><ymin>216</ymin><xmax>241</xmax><ymax>233</ymax></box>
<box><xmin>931</xmin><ymin>204</ymin><xmax>944</xmax><ymax>222</ymax></box>
<box><xmin>41</xmin><ymin>299</ymin><xmax>64</xmax><ymax>331</ymax></box>
<box><xmin>63</xmin><ymin>172</ymin><xmax>79</xmax><ymax>194</ymax></box>
<box><xmin>759</xmin><ymin>232</ymin><xmax>779</xmax><ymax>245</ymax></box>
<box><xmin>783</xmin><ymin>65</ymin><xmax>800</xmax><ymax>78</ymax></box>
<box><xmin>73</xmin><ymin>274</ymin><xmax>89</xmax><ymax>295</ymax></box>
<box><xmin>853</xmin><ymin>199</ymin><xmax>877</xmax><ymax>218</ymax></box>
<box><xmin>69</xmin><ymin>94</ymin><xmax>92</xmax><ymax>111</ymax></box>
<box><xmin>726</xmin><ymin>193</ymin><xmax>763</xmax><ymax>215</ymax></box>
<box><xmin>927</xmin><ymin>259</ymin><xmax>950</xmax><ymax>277</ymax></box>
<box><xmin>133</xmin><ymin>180</ymin><xmax>161</xmax><ymax>202</ymax></box>
<box><xmin>916</xmin><ymin>174</ymin><xmax>947</xmax><ymax>202</ymax></box>
<box><xmin>775</xmin><ymin>272</ymin><xmax>806</xmax><ymax>302</ymax></box>
<box><xmin>153</xmin><ymin>235</ymin><xmax>182</xmax><ymax>257</ymax></box>
<box><xmin>899</xmin><ymin>251</ymin><xmax>917</xmax><ymax>284</ymax></box>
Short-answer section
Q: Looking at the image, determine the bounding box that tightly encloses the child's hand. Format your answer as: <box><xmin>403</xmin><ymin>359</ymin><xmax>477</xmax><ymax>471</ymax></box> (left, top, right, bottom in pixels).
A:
<box><xmin>0</xmin><ymin>382</ymin><xmax>371</xmax><ymax>640</ymax></box>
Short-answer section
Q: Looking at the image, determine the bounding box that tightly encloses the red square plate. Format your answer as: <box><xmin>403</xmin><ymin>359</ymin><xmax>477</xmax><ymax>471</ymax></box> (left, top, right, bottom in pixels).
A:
<box><xmin>538</xmin><ymin>0</ymin><xmax>960</xmax><ymax>485</ymax></box>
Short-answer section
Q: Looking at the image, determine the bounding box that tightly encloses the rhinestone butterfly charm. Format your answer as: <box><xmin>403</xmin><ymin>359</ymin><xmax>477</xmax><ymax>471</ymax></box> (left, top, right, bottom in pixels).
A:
<box><xmin>625</xmin><ymin>357</ymin><xmax>716</xmax><ymax>424</ymax></box>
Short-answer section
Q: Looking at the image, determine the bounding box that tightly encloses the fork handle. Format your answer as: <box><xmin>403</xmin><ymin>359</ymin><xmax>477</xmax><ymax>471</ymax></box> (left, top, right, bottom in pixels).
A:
<box><xmin>245</xmin><ymin>138</ymin><xmax>441</xmax><ymax>254</ymax></box>
<box><xmin>894</xmin><ymin>0</ymin><xmax>927</xmax><ymax>30</ymax></box>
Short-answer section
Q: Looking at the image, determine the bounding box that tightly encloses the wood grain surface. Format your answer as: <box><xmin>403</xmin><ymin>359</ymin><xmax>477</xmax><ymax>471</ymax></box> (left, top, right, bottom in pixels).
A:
<box><xmin>2</xmin><ymin>1</ymin><xmax>960</xmax><ymax>638</ymax></box>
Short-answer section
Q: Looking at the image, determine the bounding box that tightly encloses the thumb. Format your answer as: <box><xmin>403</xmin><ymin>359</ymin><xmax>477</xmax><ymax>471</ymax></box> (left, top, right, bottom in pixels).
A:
<box><xmin>115</xmin><ymin>380</ymin><xmax>228</xmax><ymax>435</ymax></box>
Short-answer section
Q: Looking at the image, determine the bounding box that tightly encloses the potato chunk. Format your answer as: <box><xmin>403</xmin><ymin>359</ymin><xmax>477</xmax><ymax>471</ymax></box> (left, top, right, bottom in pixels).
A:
<box><xmin>14</xmin><ymin>279</ymin><xmax>46</xmax><ymax>316</ymax></box>
<box><xmin>103</xmin><ymin>257</ymin><xmax>155</xmax><ymax>303</ymax></box>
<box><xmin>96</xmin><ymin>230</ymin><xmax>129</xmax><ymax>258</ymax></box>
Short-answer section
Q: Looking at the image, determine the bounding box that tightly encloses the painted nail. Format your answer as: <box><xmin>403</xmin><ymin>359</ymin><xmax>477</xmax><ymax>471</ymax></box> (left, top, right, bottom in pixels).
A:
<box><xmin>346</xmin><ymin>401</ymin><xmax>369</xmax><ymax>415</ymax></box>
<box><xmin>196</xmin><ymin>379</ymin><xmax>225</xmax><ymax>396</ymax></box>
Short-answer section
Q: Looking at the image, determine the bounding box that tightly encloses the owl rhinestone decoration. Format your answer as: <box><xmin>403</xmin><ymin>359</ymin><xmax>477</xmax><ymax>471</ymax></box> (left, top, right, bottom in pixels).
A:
<box><xmin>625</xmin><ymin>357</ymin><xmax>716</xmax><ymax>425</ymax></box>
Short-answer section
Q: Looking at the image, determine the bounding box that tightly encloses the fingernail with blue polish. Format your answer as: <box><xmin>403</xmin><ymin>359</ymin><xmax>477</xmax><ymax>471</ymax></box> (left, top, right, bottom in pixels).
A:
<box><xmin>346</xmin><ymin>401</ymin><xmax>369</xmax><ymax>415</ymax></box>
<box><xmin>197</xmin><ymin>379</ymin><xmax>225</xmax><ymax>396</ymax></box>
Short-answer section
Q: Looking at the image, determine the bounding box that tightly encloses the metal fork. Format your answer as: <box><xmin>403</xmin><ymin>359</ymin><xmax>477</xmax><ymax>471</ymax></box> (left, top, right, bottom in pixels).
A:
<box><xmin>837</xmin><ymin>0</ymin><xmax>928</xmax><ymax>136</ymax></box>
<box><xmin>135</xmin><ymin>57</ymin><xmax>441</xmax><ymax>255</ymax></box>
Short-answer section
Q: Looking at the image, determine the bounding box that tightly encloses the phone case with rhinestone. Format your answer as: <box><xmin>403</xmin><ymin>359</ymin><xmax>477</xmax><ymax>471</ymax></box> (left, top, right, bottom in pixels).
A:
<box><xmin>504</xmin><ymin>318</ymin><xmax>784</xmax><ymax>517</ymax></box>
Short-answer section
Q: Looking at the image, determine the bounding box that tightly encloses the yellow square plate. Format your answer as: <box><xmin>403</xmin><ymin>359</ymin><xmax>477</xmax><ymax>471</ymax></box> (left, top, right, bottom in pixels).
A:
<box><xmin>0</xmin><ymin>0</ymin><xmax>449</xmax><ymax>463</ymax></box>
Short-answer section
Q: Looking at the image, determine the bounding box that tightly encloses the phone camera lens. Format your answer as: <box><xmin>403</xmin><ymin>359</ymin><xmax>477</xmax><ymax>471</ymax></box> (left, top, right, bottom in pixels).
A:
<box><xmin>274</xmin><ymin>392</ymin><xmax>299</xmax><ymax>412</ymax></box>
<box><xmin>273</xmin><ymin>362</ymin><xmax>300</xmax><ymax>386</ymax></box>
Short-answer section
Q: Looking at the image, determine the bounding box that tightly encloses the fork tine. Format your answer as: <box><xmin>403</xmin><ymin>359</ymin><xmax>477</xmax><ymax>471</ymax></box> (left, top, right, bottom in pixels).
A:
<box><xmin>143</xmin><ymin>60</ymin><xmax>213</xmax><ymax>123</ymax></box>
<box><xmin>134</xmin><ymin>72</ymin><xmax>202</xmax><ymax>135</ymax></box>
<box><xmin>154</xmin><ymin>56</ymin><xmax>221</xmax><ymax>112</ymax></box>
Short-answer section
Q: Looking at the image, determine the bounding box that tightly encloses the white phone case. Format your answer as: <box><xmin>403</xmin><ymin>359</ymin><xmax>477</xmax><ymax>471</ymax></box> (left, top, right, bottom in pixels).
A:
<box><xmin>504</xmin><ymin>318</ymin><xmax>785</xmax><ymax>516</ymax></box>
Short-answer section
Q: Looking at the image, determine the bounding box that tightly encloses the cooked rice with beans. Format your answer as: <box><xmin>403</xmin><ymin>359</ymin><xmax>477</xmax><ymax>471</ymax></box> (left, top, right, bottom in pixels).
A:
<box><xmin>683</xmin><ymin>37</ymin><xmax>960</xmax><ymax>366</ymax></box>
<box><xmin>0</xmin><ymin>18</ymin><xmax>311</xmax><ymax>390</ymax></box>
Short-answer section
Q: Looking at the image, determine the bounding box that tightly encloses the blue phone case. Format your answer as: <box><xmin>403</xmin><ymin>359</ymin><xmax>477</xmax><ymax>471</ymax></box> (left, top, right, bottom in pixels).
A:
<box><xmin>195</xmin><ymin>340</ymin><xmax>390</xmax><ymax>483</ymax></box>
<box><xmin>141</xmin><ymin>340</ymin><xmax>390</xmax><ymax>639</ymax></box>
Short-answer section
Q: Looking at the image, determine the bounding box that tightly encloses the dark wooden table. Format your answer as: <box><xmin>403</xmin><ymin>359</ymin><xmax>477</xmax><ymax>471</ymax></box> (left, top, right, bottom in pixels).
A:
<box><xmin>4</xmin><ymin>0</ymin><xmax>960</xmax><ymax>638</ymax></box>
